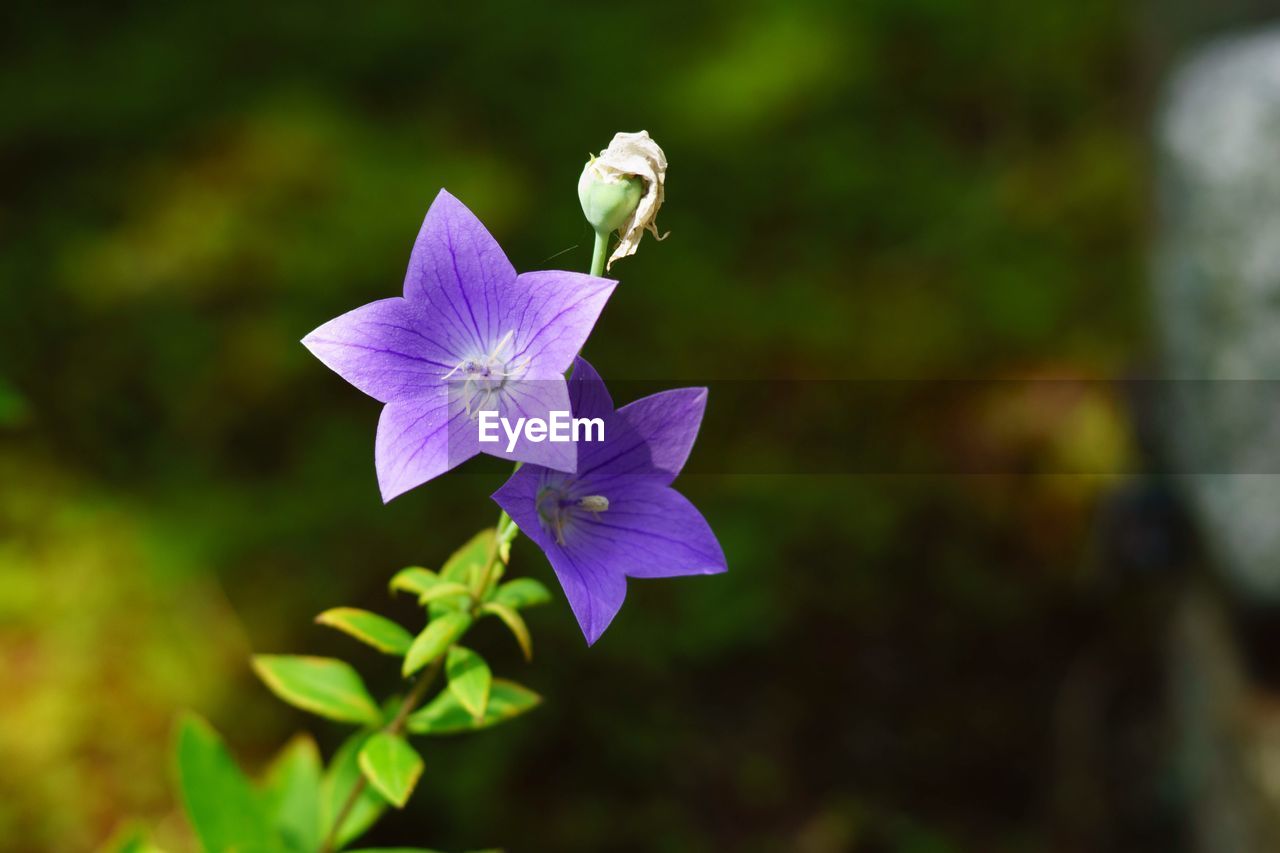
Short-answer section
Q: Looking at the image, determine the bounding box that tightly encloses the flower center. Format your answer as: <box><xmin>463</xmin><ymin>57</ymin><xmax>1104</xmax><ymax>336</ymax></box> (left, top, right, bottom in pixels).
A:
<box><xmin>536</xmin><ymin>485</ymin><xmax>609</xmax><ymax>545</ymax></box>
<box><xmin>444</xmin><ymin>330</ymin><xmax>529</xmax><ymax>415</ymax></box>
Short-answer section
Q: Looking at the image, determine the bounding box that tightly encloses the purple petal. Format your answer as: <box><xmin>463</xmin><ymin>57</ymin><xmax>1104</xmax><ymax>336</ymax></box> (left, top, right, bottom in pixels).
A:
<box><xmin>302</xmin><ymin>298</ymin><xmax>454</xmax><ymax>403</ymax></box>
<box><xmin>506</xmin><ymin>272</ymin><xmax>616</xmax><ymax>376</ymax></box>
<box><xmin>574</xmin><ymin>386</ymin><xmax>708</xmax><ymax>487</ymax></box>
<box><xmin>566</xmin><ymin>356</ymin><xmax>615</xmax><ymax>420</ymax></box>
<box><xmin>491</xmin><ymin>472</ymin><xmax>726</xmax><ymax>645</ymax></box>
<box><xmin>451</xmin><ymin>379</ymin><xmax>577</xmax><ymax>473</ymax></box>
<box><xmin>491</xmin><ymin>466</ymin><xmax>625</xmax><ymax>645</ymax></box>
<box><xmin>375</xmin><ymin>389</ymin><xmax>475</xmax><ymax>502</ymax></box>
<box><xmin>552</xmin><ymin>547</ymin><xmax>627</xmax><ymax>646</ymax></box>
<box><xmin>490</xmin><ymin>464</ymin><xmax>545</xmax><ymax>541</ymax></box>
<box><xmin>613</xmin><ymin>387</ymin><xmax>708</xmax><ymax>483</ymax></box>
<box><xmin>403</xmin><ymin>190</ymin><xmax>516</xmax><ymax>354</ymax></box>
<box><xmin>570</xmin><ymin>480</ymin><xmax>726</xmax><ymax>580</ymax></box>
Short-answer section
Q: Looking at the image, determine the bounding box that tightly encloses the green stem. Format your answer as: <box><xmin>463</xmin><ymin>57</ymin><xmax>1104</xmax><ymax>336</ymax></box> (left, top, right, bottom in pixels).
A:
<box><xmin>321</xmin><ymin>656</ymin><xmax>445</xmax><ymax>853</ymax></box>
<box><xmin>590</xmin><ymin>229</ymin><xmax>609</xmax><ymax>277</ymax></box>
<box><xmin>472</xmin><ymin>507</ymin><xmax>512</xmax><ymax>601</ymax></box>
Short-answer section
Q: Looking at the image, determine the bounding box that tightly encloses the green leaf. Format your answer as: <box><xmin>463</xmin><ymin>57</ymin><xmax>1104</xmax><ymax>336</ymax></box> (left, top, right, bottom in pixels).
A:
<box><xmin>405</xmin><ymin>679</ymin><xmax>541</xmax><ymax>736</ymax></box>
<box><xmin>322</xmin><ymin>731</ymin><xmax>388</xmax><ymax>849</ymax></box>
<box><xmin>174</xmin><ymin>713</ymin><xmax>281</xmax><ymax>853</ymax></box>
<box><xmin>390</xmin><ymin>565</ymin><xmax>469</xmax><ymax>616</ymax></box>
<box><xmin>493</xmin><ymin>578</ymin><xmax>552</xmax><ymax>609</ymax></box>
<box><xmin>357</xmin><ymin>732</ymin><xmax>424</xmax><ymax>808</ymax></box>
<box><xmin>426</xmin><ymin>596</ymin><xmax>472</xmax><ymax>619</ymax></box>
<box><xmin>441</xmin><ymin>529</ymin><xmax>496</xmax><ymax>586</ymax></box>
<box><xmin>446</xmin><ymin>646</ymin><xmax>492</xmax><ymax>719</ymax></box>
<box><xmin>346</xmin><ymin>848</ymin><xmax>449</xmax><ymax>852</ymax></box>
<box><xmin>420</xmin><ymin>529</ymin><xmax>501</xmax><ymax>617</ymax></box>
<box><xmin>316</xmin><ymin>607</ymin><xmax>414</xmax><ymax>656</ymax></box>
<box><xmin>480</xmin><ymin>601</ymin><xmax>532</xmax><ymax>661</ymax></box>
<box><xmin>260</xmin><ymin>733</ymin><xmax>322</xmax><ymax>853</ymax></box>
<box><xmin>389</xmin><ymin>566</ymin><xmax>438</xmax><ymax>597</ymax></box>
<box><xmin>403</xmin><ymin>613</ymin><xmax>472</xmax><ymax>676</ymax></box>
<box><xmin>416</xmin><ymin>581</ymin><xmax>473</xmax><ymax>605</ymax></box>
<box><xmin>252</xmin><ymin>655</ymin><xmax>381</xmax><ymax>725</ymax></box>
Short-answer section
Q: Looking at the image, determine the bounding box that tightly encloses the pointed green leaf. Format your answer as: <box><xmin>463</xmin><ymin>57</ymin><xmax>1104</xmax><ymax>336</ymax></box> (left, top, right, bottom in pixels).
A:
<box><xmin>252</xmin><ymin>655</ymin><xmax>381</xmax><ymax>725</ymax></box>
<box><xmin>416</xmin><ymin>581</ymin><xmax>472</xmax><ymax>606</ymax></box>
<box><xmin>174</xmin><ymin>713</ymin><xmax>280</xmax><ymax>853</ymax></box>
<box><xmin>426</xmin><ymin>595</ymin><xmax>473</xmax><ymax>618</ymax></box>
<box><xmin>446</xmin><ymin>646</ymin><xmax>492</xmax><ymax>719</ymax></box>
<box><xmin>440</xmin><ymin>529</ymin><xmax>496</xmax><ymax>586</ymax></box>
<box><xmin>480</xmin><ymin>601</ymin><xmax>532</xmax><ymax>661</ymax></box>
<box><xmin>388</xmin><ymin>567</ymin><xmax>438</xmax><ymax>597</ymax></box>
<box><xmin>427</xmin><ymin>597</ymin><xmax>473</xmax><ymax>618</ymax></box>
<box><xmin>493</xmin><ymin>578</ymin><xmax>552</xmax><ymax>609</ymax></box>
<box><xmin>357</xmin><ymin>732</ymin><xmax>424</xmax><ymax>808</ymax></box>
<box><xmin>261</xmin><ymin>733</ymin><xmax>322</xmax><ymax>853</ymax></box>
<box><xmin>403</xmin><ymin>613</ymin><xmax>472</xmax><ymax>676</ymax></box>
<box><xmin>322</xmin><ymin>731</ymin><xmax>388</xmax><ymax>849</ymax></box>
<box><xmin>405</xmin><ymin>679</ymin><xmax>541</xmax><ymax>736</ymax></box>
<box><xmin>389</xmin><ymin>563</ymin><xmax>471</xmax><ymax>612</ymax></box>
<box><xmin>415</xmin><ymin>532</ymin><xmax>496</xmax><ymax>616</ymax></box>
<box><xmin>316</xmin><ymin>608</ymin><xmax>414</xmax><ymax>656</ymax></box>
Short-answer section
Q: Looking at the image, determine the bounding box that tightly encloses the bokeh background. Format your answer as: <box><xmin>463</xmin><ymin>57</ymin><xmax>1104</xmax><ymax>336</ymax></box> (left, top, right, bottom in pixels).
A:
<box><xmin>3</xmin><ymin>1</ymin><xmax>1276</xmax><ymax>851</ymax></box>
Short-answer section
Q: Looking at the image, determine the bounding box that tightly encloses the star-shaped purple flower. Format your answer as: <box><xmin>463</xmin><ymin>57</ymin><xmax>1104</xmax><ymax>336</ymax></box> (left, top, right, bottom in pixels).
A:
<box><xmin>303</xmin><ymin>190</ymin><xmax>616</xmax><ymax>501</ymax></box>
<box><xmin>493</xmin><ymin>357</ymin><xmax>727</xmax><ymax>644</ymax></box>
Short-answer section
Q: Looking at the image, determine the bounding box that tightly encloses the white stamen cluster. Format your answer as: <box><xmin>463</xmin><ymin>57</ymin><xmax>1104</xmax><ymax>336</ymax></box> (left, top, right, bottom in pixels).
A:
<box><xmin>443</xmin><ymin>330</ymin><xmax>530</xmax><ymax>416</ymax></box>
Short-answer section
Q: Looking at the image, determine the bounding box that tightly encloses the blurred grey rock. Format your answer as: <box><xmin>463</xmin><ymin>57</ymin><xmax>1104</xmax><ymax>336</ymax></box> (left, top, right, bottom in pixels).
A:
<box><xmin>1155</xmin><ymin>28</ymin><xmax>1280</xmax><ymax>602</ymax></box>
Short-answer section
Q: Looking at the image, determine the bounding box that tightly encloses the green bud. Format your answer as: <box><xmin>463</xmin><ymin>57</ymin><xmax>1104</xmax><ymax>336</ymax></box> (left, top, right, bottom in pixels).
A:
<box><xmin>578</xmin><ymin>161</ymin><xmax>643</xmax><ymax>235</ymax></box>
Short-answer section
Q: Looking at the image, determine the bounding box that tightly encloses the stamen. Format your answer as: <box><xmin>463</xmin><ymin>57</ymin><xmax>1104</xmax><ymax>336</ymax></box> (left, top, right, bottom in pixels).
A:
<box><xmin>577</xmin><ymin>496</ymin><xmax>609</xmax><ymax>513</ymax></box>
<box><xmin>491</xmin><ymin>329</ymin><xmax>515</xmax><ymax>358</ymax></box>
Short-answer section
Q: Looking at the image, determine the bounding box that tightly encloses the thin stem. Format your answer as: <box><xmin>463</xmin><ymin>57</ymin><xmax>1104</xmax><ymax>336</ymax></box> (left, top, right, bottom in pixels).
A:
<box><xmin>472</xmin><ymin>507</ymin><xmax>512</xmax><ymax>601</ymax></box>
<box><xmin>320</xmin><ymin>656</ymin><xmax>444</xmax><ymax>853</ymax></box>
<box><xmin>590</xmin><ymin>229</ymin><xmax>609</xmax><ymax>277</ymax></box>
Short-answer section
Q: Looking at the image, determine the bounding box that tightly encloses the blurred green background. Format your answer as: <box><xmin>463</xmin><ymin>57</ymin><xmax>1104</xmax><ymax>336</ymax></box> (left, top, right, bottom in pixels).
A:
<box><xmin>0</xmin><ymin>1</ymin><xmax>1222</xmax><ymax>850</ymax></box>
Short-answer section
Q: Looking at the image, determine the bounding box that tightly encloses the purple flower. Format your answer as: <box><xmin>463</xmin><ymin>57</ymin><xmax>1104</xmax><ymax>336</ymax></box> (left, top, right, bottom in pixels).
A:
<box><xmin>303</xmin><ymin>190</ymin><xmax>616</xmax><ymax>501</ymax></box>
<box><xmin>492</xmin><ymin>357</ymin><xmax>727</xmax><ymax>644</ymax></box>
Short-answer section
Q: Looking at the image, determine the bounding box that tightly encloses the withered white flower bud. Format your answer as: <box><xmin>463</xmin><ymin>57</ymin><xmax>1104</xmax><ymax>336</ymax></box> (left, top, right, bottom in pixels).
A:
<box><xmin>577</xmin><ymin>130</ymin><xmax>668</xmax><ymax>271</ymax></box>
